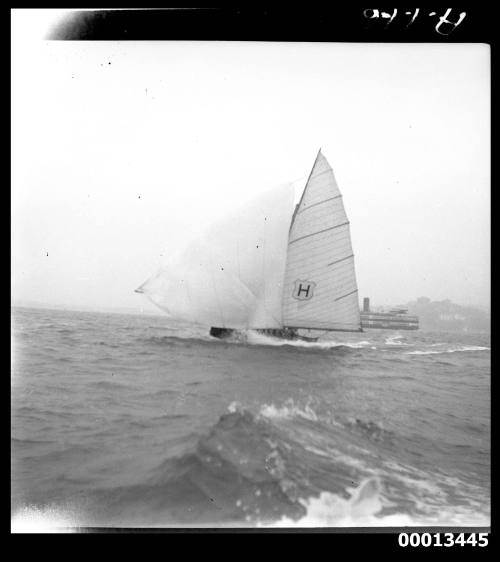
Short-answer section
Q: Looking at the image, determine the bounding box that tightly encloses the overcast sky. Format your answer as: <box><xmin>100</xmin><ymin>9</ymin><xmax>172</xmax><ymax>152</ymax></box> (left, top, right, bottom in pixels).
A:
<box><xmin>12</xmin><ymin>11</ymin><xmax>490</xmax><ymax>313</ymax></box>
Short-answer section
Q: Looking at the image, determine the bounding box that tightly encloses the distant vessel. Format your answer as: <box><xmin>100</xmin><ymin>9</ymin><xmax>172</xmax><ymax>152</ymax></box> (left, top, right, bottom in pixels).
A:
<box><xmin>360</xmin><ymin>298</ymin><xmax>419</xmax><ymax>330</ymax></box>
<box><xmin>136</xmin><ymin>149</ymin><xmax>362</xmax><ymax>341</ymax></box>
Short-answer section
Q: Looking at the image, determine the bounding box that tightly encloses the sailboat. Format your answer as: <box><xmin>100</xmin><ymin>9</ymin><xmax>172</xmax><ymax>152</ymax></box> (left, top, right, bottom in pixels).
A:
<box><xmin>136</xmin><ymin>149</ymin><xmax>362</xmax><ymax>341</ymax></box>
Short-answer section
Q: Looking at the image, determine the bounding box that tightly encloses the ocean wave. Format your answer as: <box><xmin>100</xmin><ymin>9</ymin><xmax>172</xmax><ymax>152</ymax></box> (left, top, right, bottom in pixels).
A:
<box><xmin>406</xmin><ymin>346</ymin><xmax>490</xmax><ymax>355</ymax></box>
<box><xmin>384</xmin><ymin>335</ymin><xmax>410</xmax><ymax>347</ymax></box>
<box><xmin>97</xmin><ymin>341</ymin><xmax>120</xmax><ymax>348</ymax></box>
<box><xmin>142</xmin><ymin>330</ymin><xmax>374</xmax><ymax>354</ymax></box>
<box><xmin>35</xmin><ymin>323</ymin><xmax>58</xmax><ymax>329</ymax></box>
<box><xmin>57</xmin><ymin>328</ymin><xmax>76</xmax><ymax>336</ymax></box>
<box><xmin>257</xmin><ymin>399</ymin><xmax>392</xmax><ymax>446</ymax></box>
<box><xmin>22</xmin><ymin>445</ymin><xmax>99</xmax><ymax>467</ymax></box>
<box><xmin>262</xmin><ymin>453</ymin><xmax>491</xmax><ymax>528</ymax></box>
<box><xmin>119</xmin><ymin>413</ymin><xmax>189</xmax><ymax>430</ymax></box>
<box><xmin>254</xmin><ymin>399</ymin><xmax>488</xmax><ymax>526</ymax></box>
<box><xmin>113</xmin><ymin>408</ymin><xmax>308</xmax><ymax>525</ymax></box>
<box><xmin>377</xmin><ymin>460</ymin><xmax>491</xmax><ymax>525</ymax></box>
<box><xmin>263</xmin><ymin>475</ymin><xmax>489</xmax><ymax>527</ymax></box>
<box><xmin>153</xmin><ymin>413</ymin><xmax>190</xmax><ymax>421</ymax></box>
<box><xmin>12</xmin><ymin>307</ymin><xmax>491</xmax><ymax>529</ymax></box>
<box><xmin>13</xmin><ymin>407</ymin><xmax>73</xmax><ymax>420</ymax></box>
<box><xmin>345</xmin><ymin>417</ymin><xmax>394</xmax><ymax>444</ymax></box>
<box><xmin>256</xmin><ymin>400</ymin><xmax>394</xmax><ymax>472</ymax></box>
<box><xmin>13</xmin><ymin>402</ymin><xmax>490</xmax><ymax>529</ymax></box>
<box><xmin>91</xmin><ymin>380</ymin><xmax>135</xmax><ymax>391</ymax></box>
<box><xmin>142</xmin><ymin>335</ymin><xmax>214</xmax><ymax>348</ymax></box>
<box><xmin>263</xmin><ymin>477</ymin><xmax>395</xmax><ymax>527</ymax></box>
<box><xmin>11</xmin><ymin>437</ymin><xmax>56</xmax><ymax>446</ymax></box>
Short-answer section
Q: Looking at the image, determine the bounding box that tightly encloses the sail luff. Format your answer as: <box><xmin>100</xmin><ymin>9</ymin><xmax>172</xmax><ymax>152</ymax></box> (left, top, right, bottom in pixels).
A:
<box><xmin>289</xmin><ymin>148</ymin><xmax>322</xmax><ymax>232</ymax></box>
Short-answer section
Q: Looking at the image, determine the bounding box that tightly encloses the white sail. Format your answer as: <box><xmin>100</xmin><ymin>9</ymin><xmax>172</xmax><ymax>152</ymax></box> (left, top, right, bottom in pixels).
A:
<box><xmin>135</xmin><ymin>242</ymin><xmax>256</xmax><ymax>328</ymax></box>
<box><xmin>136</xmin><ymin>183</ymin><xmax>295</xmax><ymax>329</ymax></box>
<box><xmin>282</xmin><ymin>150</ymin><xmax>361</xmax><ymax>332</ymax></box>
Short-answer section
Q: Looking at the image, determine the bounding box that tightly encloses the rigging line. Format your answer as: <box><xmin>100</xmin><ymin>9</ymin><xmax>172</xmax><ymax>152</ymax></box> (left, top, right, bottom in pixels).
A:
<box><xmin>289</xmin><ymin>222</ymin><xmax>350</xmax><ymax>245</ymax></box>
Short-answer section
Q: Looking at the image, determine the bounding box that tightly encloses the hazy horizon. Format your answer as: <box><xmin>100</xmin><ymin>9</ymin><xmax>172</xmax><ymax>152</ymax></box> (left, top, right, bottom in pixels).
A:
<box><xmin>11</xmin><ymin>293</ymin><xmax>491</xmax><ymax>315</ymax></box>
<box><xmin>12</xmin><ymin>12</ymin><xmax>490</xmax><ymax>316</ymax></box>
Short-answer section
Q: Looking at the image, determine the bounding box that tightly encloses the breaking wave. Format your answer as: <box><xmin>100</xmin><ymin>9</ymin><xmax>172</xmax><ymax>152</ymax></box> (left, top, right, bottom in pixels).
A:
<box><xmin>12</xmin><ymin>399</ymin><xmax>490</xmax><ymax>529</ymax></box>
<box><xmin>384</xmin><ymin>334</ymin><xmax>410</xmax><ymax>346</ymax></box>
<box><xmin>407</xmin><ymin>346</ymin><xmax>490</xmax><ymax>355</ymax></box>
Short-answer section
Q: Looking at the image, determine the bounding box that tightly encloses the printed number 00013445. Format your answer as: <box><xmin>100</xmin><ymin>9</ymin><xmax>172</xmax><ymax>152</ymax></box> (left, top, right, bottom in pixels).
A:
<box><xmin>398</xmin><ymin>533</ymin><xmax>488</xmax><ymax>547</ymax></box>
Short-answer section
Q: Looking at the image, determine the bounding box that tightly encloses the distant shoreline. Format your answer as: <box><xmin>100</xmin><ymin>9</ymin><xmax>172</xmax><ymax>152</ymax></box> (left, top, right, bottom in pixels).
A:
<box><xmin>11</xmin><ymin>303</ymin><xmax>165</xmax><ymax>318</ymax></box>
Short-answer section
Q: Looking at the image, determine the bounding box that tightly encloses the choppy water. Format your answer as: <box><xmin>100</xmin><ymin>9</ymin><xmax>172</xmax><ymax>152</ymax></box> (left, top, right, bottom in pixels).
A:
<box><xmin>11</xmin><ymin>306</ymin><xmax>490</xmax><ymax>529</ymax></box>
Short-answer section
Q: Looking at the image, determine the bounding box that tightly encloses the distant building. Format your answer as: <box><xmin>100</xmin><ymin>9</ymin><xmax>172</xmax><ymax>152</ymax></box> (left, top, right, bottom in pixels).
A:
<box><xmin>439</xmin><ymin>313</ymin><xmax>466</xmax><ymax>321</ymax></box>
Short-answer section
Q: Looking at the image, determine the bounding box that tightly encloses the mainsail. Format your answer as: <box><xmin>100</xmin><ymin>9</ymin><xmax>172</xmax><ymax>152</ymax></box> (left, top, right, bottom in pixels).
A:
<box><xmin>282</xmin><ymin>150</ymin><xmax>362</xmax><ymax>332</ymax></box>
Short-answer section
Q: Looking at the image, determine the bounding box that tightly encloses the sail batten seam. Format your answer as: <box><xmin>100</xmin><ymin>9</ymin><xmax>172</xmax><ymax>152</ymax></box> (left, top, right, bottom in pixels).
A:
<box><xmin>334</xmin><ymin>289</ymin><xmax>358</xmax><ymax>302</ymax></box>
<box><xmin>289</xmin><ymin>222</ymin><xmax>350</xmax><ymax>245</ymax></box>
<box><xmin>327</xmin><ymin>254</ymin><xmax>354</xmax><ymax>267</ymax></box>
<box><xmin>297</xmin><ymin>194</ymin><xmax>342</xmax><ymax>215</ymax></box>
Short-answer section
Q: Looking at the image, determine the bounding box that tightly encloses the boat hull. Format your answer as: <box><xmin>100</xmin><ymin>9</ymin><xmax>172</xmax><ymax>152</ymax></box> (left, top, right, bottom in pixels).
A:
<box><xmin>209</xmin><ymin>327</ymin><xmax>235</xmax><ymax>339</ymax></box>
<box><xmin>257</xmin><ymin>328</ymin><xmax>318</xmax><ymax>342</ymax></box>
<box><xmin>208</xmin><ymin>327</ymin><xmax>318</xmax><ymax>342</ymax></box>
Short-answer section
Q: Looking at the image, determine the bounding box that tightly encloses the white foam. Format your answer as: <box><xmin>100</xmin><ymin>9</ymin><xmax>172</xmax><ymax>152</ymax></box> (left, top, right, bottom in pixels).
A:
<box><xmin>246</xmin><ymin>330</ymin><xmax>372</xmax><ymax>350</ymax></box>
<box><xmin>407</xmin><ymin>346</ymin><xmax>490</xmax><ymax>355</ymax></box>
<box><xmin>263</xmin><ymin>477</ymin><xmax>406</xmax><ymax>527</ymax></box>
<box><xmin>304</xmin><ymin>444</ymin><xmax>373</xmax><ymax>472</ymax></box>
<box><xmin>378</xmin><ymin>461</ymin><xmax>491</xmax><ymax>526</ymax></box>
<box><xmin>227</xmin><ymin>401</ymin><xmax>243</xmax><ymax>413</ymax></box>
<box><xmin>261</xmin><ymin>473</ymin><xmax>490</xmax><ymax>528</ymax></box>
<box><xmin>261</xmin><ymin>455</ymin><xmax>491</xmax><ymax>528</ymax></box>
<box><xmin>260</xmin><ymin>400</ymin><xmax>319</xmax><ymax>422</ymax></box>
<box><xmin>385</xmin><ymin>334</ymin><xmax>409</xmax><ymax>346</ymax></box>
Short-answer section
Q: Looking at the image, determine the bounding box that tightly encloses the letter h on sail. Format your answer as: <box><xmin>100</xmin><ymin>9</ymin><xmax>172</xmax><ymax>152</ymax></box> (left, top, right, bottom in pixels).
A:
<box><xmin>292</xmin><ymin>280</ymin><xmax>316</xmax><ymax>301</ymax></box>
